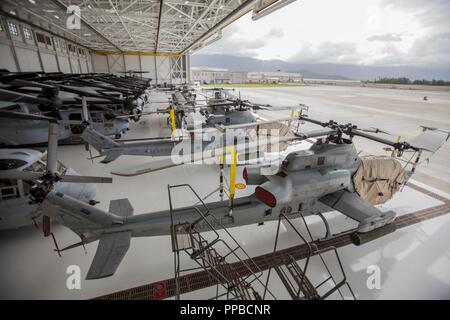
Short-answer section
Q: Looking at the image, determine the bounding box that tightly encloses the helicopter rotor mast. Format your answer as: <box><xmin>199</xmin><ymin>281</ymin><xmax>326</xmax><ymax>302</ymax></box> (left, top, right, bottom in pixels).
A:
<box><xmin>298</xmin><ymin>115</ymin><xmax>418</xmax><ymax>153</ymax></box>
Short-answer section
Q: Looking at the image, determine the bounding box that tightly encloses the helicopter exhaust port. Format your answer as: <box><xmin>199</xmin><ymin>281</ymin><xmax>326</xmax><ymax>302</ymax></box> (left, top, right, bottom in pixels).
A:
<box><xmin>242</xmin><ymin>167</ymin><xmax>268</xmax><ymax>185</ymax></box>
<box><xmin>255</xmin><ymin>186</ymin><xmax>277</xmax><ymax>207</ymax></box>
<box><xmin>351</xmin><ymin>223</ymin><xmax>397</xmax><ymax>246</ymax></box>
<box><xmin>255</xmin><ymin>175</ymin><xmax>293</xmax><ymax>208</ymax></box>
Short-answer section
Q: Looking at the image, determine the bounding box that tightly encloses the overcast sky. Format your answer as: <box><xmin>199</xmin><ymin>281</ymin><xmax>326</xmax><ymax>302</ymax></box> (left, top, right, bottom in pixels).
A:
<box><xmin>199</xmin><ymin>0</ymin><xmax>450</xmax><ymax>68</ymax></box>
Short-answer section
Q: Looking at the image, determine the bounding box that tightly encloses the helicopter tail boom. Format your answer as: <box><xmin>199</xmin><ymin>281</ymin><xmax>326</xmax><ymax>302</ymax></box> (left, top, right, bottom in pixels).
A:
<box><xmin>81</xmin><ymin>126</ymin><xmax>121</xmax><ymax>154</ymax></box>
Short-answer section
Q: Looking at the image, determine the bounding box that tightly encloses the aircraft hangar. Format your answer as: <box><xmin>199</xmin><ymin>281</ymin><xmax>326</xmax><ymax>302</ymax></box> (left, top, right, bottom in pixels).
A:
<box><xmin>0</xmin><ymin>0</ymin><xmax>271</xmax><ymax>82</ymax></box>
<box><xmin>0</xmin><ymin>0</ymin><xmax>449</xmax><ymax>304</ymax></box>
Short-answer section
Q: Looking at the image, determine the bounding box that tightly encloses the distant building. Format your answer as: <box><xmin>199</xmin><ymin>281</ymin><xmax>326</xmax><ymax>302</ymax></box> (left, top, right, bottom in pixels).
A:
<box><xmin>247</xmin><ymin>71</ymin><xmax>304</xmax><ymax>83</ymax></box>
<box><xmin>191</xmin><ymin>67</ymin><xmax>248</xmax><ymax>84</ymax></box>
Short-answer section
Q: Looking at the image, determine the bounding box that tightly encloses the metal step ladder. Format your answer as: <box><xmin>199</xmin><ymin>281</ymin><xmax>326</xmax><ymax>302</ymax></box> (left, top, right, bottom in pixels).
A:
<box><xmin>264</xmin><ymin>210</ymin><xmax>356</xmax><ymax>300</ymax></box>
<box><xmin>274</xmin><ymin>255</ymin><xmax>320</xmax><ymax>300</ymax></box>
<box><xmin>168</xmin><ymin>184</ymin><xmax>275</xmax><ymax>300</ymax></box>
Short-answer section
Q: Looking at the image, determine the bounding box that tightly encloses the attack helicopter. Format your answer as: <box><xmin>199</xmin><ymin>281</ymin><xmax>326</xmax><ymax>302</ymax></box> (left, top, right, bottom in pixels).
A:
<box><xmin>1</xmin><ymin>72</ymin><xmax>150</xmax><ymax>116</ymax></box>
<box><xmin>0</xmin><ymin>87</ymin><xmax>130</xmax><ymax>145</ymax></box>
<box><xmin>0</xmin><ymin>71</ymin><xmax>154</xmax><ymax>144</ymax></box>
<box><xmin>153</xmin><ymin>87</ymin><xmax>273</xmax><ymax>132</ymax></box>
<box><xmin>0</xmin><ymin>112</ymin><xmax>113</xmax><ymax>231</ymax></box>
<box><xmin>17</xmin><ymin>113</ymin><xmax>449</xmax><ymax>279</ymax></box>
<box><xmin>197</xmin><ymin>87</ymin><xmax>274</xmax><ymax>127</ymax></box>
<box><xmin>77</xmin><ymin>107</ymin><xmax>292</xmax><ymax>166</ymax></box>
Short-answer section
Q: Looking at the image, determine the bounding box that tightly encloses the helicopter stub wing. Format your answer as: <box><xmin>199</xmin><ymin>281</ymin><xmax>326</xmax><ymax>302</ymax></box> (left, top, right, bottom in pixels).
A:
<box><xmin>85</xmin><ymin>231</ymin><xmax>131</xmax><ymax>280</ymax></box>
<box><xmin>319</xmin><ymin>189</ymin><xmax>396</xmax><ymax>233</ymax></box>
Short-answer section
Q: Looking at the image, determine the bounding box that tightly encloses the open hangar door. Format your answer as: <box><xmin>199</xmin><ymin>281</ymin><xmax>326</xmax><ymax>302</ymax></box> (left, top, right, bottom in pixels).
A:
<box><xmin>91</xmin><ymin>52</ymin><xmax>187</xmax><ymax>85</ymax></box>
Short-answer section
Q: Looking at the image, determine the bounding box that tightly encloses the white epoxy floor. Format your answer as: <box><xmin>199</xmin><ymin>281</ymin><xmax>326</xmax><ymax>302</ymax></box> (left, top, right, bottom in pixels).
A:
<box><xmin>0</xmin><ymin>86</ymin><xmax>449</xmax><ymax>299</ymax></box>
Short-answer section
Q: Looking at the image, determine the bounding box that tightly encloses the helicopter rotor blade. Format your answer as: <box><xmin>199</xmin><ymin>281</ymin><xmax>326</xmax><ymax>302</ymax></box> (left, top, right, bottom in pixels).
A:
<box><xmin>111</xmin><ymin>157</ymin><xmax>179</xmax><ymax>176</ymax></box>
<box><xmin>47</xmin><ymin>122</ymin><xmax>59</xmax><ymax>173</ymax></box>
<box><xmin>70</xmin><ymin>79</ymin><xmax>133</xmax><ymax>95</ymax></box>
<box><xmin>214</xmin><ymin>116</ymin><xmax>298</xmax><ymax>132</ymax></box>
<box><xmin>111</xmin><ymin>134</ymin><xmax>301</xmax><ymax>177</ymax></box>
<box><xmin>0</xmin><ymin>171</ymin><xmax>43</xmax><ymax>181</ymax></box>
<box><xmin>81</xmin><ymin>96</ymin><xmax>89</xmax><ymax>122</ymax></box>
<box><xmin>0</xmin><ymin>109</ymin><xmax>56</xmax><ymax>121</ymax></box>
<box><xmin>149</xmin><ymin>101</ymin><xmax>170</xmax><ymax>104</ymax></box>
<box><xmin>8</xmin><ymin>79</ymin><xmax>56</xmax><ymax>89</ymax></box>
<box><xmin>298</xmin><ymin>115</ymin><xmax>328</xmax><ymax>127</ymax></box>
<box><xmin>70</xmin><ymin>98</ymin><xmax>121</xmax><ymax>116</ymax></box>
<box><xmin>0</xmin><ymin>170</ymin><xmax>112</xmax><ymax>184</ymax></box>
<box><xmin>358</xmin><ymin>127</ymin><xmax>392</xmax><ymax>135</ymax></box>
<box><xmin>58</xmin><ymin>85</ymin><xmax>123</xmax><ymax>103</ymax></box>
<box><xmin>0</xmin><ymin>108</ymin><xmax>82</xmax><ymax>125</ymax></box>
<box><xmin>294</xmin><ymin>128</ymin><xmax>337</xmax><ymax>139</ymax></box>
<box><xmin>299</xmin><ymin>114</ymin><xmax>450</xmax><ymax>154</ymax></box>
<box><xmin>113</xmin><ymin>111</ymin><xmax>159</xmax><ymax>119</ymax></box>
<box><xmin>409</xmin><ymin>129</ymin><xmax>450</xmax><ymax>153</ymax></box>
<box><xmin>60</xmin><ymin>175</ymin><xmax>113</xmax><ymax>183</ymax></box>
<box><xmin>207</xmin><ymin>102</ymin><xmax>236</xmax><ymax>108</ymax></box>
<box><xmin>0</xmin><ymin>88</ymin><xmax>51</xmax><ymax>104</ymax></box>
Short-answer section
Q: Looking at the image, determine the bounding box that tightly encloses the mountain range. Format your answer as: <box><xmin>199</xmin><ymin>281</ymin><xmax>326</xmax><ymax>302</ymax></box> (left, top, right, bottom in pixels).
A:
<box><xmin>191</xmin><ymin>54</ymin><xmax>450</xmax><ymax>81</ymax></box>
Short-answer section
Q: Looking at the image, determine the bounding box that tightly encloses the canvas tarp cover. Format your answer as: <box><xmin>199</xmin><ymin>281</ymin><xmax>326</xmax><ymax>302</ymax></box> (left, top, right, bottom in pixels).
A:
<box><xmin>248</xmin><ymin>122</ymin><xmax>291</xmax><ymax>152</ymax></box>
<box><xmin>353</xmin><ymin>155</ymin><xmax>405</xmax><ymax>205</ymax></box>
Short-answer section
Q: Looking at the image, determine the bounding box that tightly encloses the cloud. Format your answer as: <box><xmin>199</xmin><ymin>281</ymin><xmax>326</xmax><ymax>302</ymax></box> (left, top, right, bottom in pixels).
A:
<box><xmin>199</xmin><ymin>0</ymin><xmax>450</xmax><ymax>69</ymax></box>
<box><xmin>266</xmin><ymin>28</ymin><xmax>284</xmax><ymax>38</ymax></box>
<box><xmin>243</xmin><ymin>38</ymin><xmax>267</xmax><ymax>50</ymax></box>
<box><xmin>409</xmin><ymin>33</ymin><xmax>450</xmax><ymax>64</ymax></box>
<box><xmin>201</xmin><ymin>36</ymin><xmax>267</xmax><ymax>56</ymax></box>
<box><xmin>368</xmin><ymin>33</ymin><xmax>403</xmax><ymax>42</ymax></box>
<box><xmin>289</xmin><ymin>41</ymin><xmax>359</xmax><ymax>64</ymax></box>
<box><xmin>380</xmin><ymin>0</ymin><xmax>450</xmax><ymax>31</ymax></box>
<box><xmin>200</xmin><ymin>25</ymin><xmax>269</xmax><ymax>56</ymax></box>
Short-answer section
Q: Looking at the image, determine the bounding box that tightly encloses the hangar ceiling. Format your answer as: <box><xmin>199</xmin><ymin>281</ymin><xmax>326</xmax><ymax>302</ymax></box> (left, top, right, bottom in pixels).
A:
<box><xmin>1</xmin><ymin>0</ymin><xmax>263</xmax><ymax>54</ymax></box>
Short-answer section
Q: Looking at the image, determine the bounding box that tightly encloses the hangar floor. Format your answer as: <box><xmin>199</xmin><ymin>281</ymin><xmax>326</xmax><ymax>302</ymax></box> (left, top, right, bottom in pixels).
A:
<box><xmin>0</xmin><ymin>85</ymin><xmax>449</xmax><ymax>299</ymax></box>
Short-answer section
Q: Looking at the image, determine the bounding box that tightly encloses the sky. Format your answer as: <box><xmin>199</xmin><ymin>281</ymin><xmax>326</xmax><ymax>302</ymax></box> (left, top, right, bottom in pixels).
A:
<box><xmin>198</xmin><ymin>0</ymin><xmax>450</xmax><ymax>69</ymax></box>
